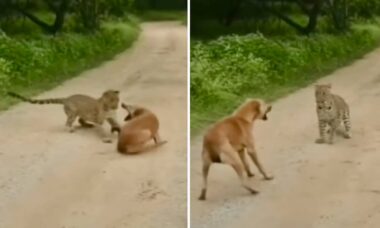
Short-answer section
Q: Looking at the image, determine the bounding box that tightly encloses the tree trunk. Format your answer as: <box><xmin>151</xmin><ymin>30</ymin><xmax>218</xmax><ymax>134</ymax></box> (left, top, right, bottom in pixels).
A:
<box><xmin>327</xmin><ymin>0</ymin><xmax>349</xmax><ymax>31</ymax></box>
<box><xmin>14</xmin><ymin>0</ymin><xmax>69</xmax><ymax>34</ymax></box>
<box><xmin>224</xmin><ymin>0</ymin><xmax>243</xmax><ymax>26</ymax></box>
<box><xmin>266</xmin><ymin>0</ymin><xmax>322</xmax><ymax>35</ymax></box>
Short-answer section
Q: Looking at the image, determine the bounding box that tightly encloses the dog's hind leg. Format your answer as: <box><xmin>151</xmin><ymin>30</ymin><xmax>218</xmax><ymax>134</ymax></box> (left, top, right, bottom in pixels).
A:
<box><xmin>120</xmin><ymin>130</ymin><xmax>167</xmax><ymax>154</ymax></box>
<box><xmin>153</xmin><ymin>132</ymin><xmax>167</xmax><ymax>145</ymax></box>
<box><xmin>199</xmin><ymin>152</ymin><xmax>211</xmax><ymax>201</ymax></box>
<box><xmin>220</xmin><ymin>146</ymin><xmax>259</xmax><ymax>195</ymax></box>
<box><xmin>125</xmin><ymin>142</ymin><xmax>167</xmax><ymax>154</ymax></box>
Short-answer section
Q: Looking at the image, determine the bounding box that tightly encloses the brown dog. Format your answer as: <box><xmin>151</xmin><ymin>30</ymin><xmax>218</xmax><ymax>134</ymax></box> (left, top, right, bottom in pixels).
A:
<box><xmin>116</xmin><ymin>103</ymin><xmax>167</xmax><ymax>154</ymax></box>
<box><xmin>199</xmin><ymin>98</ymin><xmax>273</xmax><ymax>200</ymax></box>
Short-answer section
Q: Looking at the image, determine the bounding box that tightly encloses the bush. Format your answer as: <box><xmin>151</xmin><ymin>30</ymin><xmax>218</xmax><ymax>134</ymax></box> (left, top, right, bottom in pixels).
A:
<box><xmin>0</xmin><ymin>20</ymin><xmax>140</xmax><ymax>105</ymax></box>
<box><xmin>348</xmin><ymin>0</ymin><xmax>380</xmax><ymax>19</ymax></box>
<box><xmin>0</xmin><ymin>57</ymin><xmax>11</xmax><ymax>94</ymax></box>
<box><xmin>191</xmin><ymin>25</ymin><xmax>380</xmax><ymax>135</ymax></box>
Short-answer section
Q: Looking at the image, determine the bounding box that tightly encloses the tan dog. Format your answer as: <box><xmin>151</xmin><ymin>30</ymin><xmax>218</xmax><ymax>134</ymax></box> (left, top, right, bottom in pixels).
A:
<box><xmin>116</xmin><ymin>103</ymin><xmax>167</xmax><ymax>154</ymax></box>
<box><xmin>199</xmin><ymin>98</ymin><xmax>273</xmax><ymax>200</ymax></box>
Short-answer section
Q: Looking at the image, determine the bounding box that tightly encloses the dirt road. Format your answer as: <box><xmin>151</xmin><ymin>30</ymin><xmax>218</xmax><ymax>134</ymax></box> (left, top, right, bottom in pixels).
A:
<box><xmin>0</xmin><ymin>22</ymin><xmax>187</xmax><ymax>228</ymax></box>
<box><xmin>191</xmin><ymin>48</ymin><xmax>380</xmax><ymax>228</ymax></box>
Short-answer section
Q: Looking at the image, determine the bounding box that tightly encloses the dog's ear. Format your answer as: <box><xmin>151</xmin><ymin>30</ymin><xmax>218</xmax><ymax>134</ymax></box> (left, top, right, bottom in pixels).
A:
<box><xmin>267</xmin><ymin>105</ymin><xmax>272</xmax><ymax>113</ymax></box>
<box><xmin>121</xmin><ymin>103</ymin><xmax>133</xmax><ymax>112</ymax></box>
<box><xmin>252</xmin><ymin>100</ymin><xmax>260</xmax><ymax>113</ymax></box>
<box><xmin>124</xmin><ymin>114</ymin><xmax>132</xmax><ymax>121</ymax></box>
<box><xmin>121</xmin><ymin>103</ymin><xmax>134</xmax><ymax>121</ymax></box>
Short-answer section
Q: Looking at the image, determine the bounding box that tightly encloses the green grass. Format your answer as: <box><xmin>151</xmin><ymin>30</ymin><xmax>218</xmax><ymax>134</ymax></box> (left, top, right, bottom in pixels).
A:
<box><xmin>191</xmin><ymin>19</ymin><xmax>297</xmax><ymax>40</ymax></box>
<box><xmin>190</xmin><ymin>21</ymin><xmax>380</xmax><ymax>137</ymax></box>
<box><xmin>0</xmin><ymin>20</ymin><xmax>140</xmax><ymax>110</ymax></box>
<box><xmin>138</xmin><ymin>10</ymin><xmax>187</xmax><ymax>23</ymax></box>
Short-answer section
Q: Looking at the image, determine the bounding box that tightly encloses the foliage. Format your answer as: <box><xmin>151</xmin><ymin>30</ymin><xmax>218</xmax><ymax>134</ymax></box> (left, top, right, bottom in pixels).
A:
<box><xmin>0</xmin><ymin>0</ymin><xmax>185</xmax><ymax>33</ymax></box>
<box><xmin>191</xmin><ymin>0</ymin><xmax>352</xmax><ymax>35</ymax></box>
<box><xmin>133</xmin><ymin>0</ymin><xmax>186</xmax><ymax>11</ymax></box>
<box><xmin>348</xmin><ymin>0</ymin><xmax>380</xmax><ymax>19</ymax></box>
<box><xmin>101</xmin><ymin>0</ymin><xmax>135</xmax><ymax>17</ymax></box>
<box><xmin>0</xmin><ymin>57</ymin><xmax>11</xmax><ymax>95</ymax></box>
<box><xmin>74</xmin><ymin>0</ymin><xmax>101</xmax><ymax>31</ymax></box>
<box><xmin>0</xmin><ymin>0</ymin><xmax>184</xmax><ymax>110</ymax></box>
<box><xmin>3</xmin><ymin>0</ymin><xmax>72</xmax><ymax>34</ymax></box>
<box><xmin>190</xmin><ymin>23</ymin><xmax>380</xmax><ymax>135</ymax></box>
<box><xmin>0</xmin><ymin>20</ymin><xmax>140</xmax><ymax>109</ymax></box>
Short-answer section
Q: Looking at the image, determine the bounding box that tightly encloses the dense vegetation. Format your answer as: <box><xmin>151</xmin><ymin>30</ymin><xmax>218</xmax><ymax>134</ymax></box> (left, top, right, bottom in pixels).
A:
<box><xmin>0</xmin><ymin>0</ymin><xmax>186</xmax><ymax>110</ymax></box>
<box><xmin>191</xmin><ymin>0</ymin><xmax>380</xmax><ymax>135</ymax></box>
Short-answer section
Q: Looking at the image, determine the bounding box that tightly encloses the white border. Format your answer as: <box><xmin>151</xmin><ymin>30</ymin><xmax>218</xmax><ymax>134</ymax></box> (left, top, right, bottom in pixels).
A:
<box><xmin>187</xmin><ymin>0</ymin><xmax>191</xmax><ymax>227</ymax></box>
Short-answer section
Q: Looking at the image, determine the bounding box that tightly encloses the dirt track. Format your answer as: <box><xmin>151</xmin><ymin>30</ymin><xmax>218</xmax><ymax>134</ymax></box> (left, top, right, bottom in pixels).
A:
<box><xmin>191</xmin><ymin>48</ymin><xmax>380</xmax><ymax>228</ymax></box>
<box><xmin>0</xmin><ymin>22</ymin><xmax>187</xmax><ymax>228</ymax></box>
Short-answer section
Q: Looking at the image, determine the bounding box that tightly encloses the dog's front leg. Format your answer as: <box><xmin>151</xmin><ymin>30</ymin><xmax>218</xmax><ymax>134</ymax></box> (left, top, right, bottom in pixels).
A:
<box><xmin>238</xmin><ymin>149</ymin><xmax>254</xmax><ymax>177</ymax></box>
<box><xmin>246</xmin><ymin>145</ymin><xmax>273</xmax><ymax>180</ymax></box>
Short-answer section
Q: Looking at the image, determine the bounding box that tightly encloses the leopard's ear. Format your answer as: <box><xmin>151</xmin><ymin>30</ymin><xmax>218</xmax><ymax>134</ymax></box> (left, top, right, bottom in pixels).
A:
<box><xmin>315</xmin><ymin>83</ymin><xmax>331</xmax><ymax>89</ymax></box>
<box><xmin>113</xmin><ymin>90</ymin><xmax>120</xmax><ymax>94</ymax></box>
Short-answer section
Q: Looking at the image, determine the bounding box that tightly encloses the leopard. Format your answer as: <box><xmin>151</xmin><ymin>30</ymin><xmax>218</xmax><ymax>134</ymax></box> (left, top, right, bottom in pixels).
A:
<box><xmin>7</xmin><ymin>90</ymin><xmax>121</xmax><ymax>143</ymax></box>
<box><xmin>315</xmin><ymin>84</ymin><xmax>351</xmax><ymax>144</ymax></box>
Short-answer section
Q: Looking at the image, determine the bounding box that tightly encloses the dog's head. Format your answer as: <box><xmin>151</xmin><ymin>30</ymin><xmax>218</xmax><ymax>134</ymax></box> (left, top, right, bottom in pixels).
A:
<box><xmin>121</xmin><ymin>103</ymin><xmax>137</xmax><ymax>121</ymax></box>
<box><xmin>121</xmin><ymin>103</ymin><xmax>146</xmax><ymax>121</ymax></box>
<box><xmin>234</xmin><ymin>99</ymin><xmax>272</xmax><ymax>122</ymax></box>
<box><xmin>256</xmin><ymin>99</ymin><xmax>272</xmax><ymax>121</ymax></box>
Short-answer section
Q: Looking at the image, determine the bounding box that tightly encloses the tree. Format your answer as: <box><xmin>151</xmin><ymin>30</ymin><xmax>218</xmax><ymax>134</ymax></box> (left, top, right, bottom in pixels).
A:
<box><xmin>74</xmin><ymin>0</ymin><xmax>100</xmax><ymax>31</ymax></box>
<box><xmin>7</xmin><ymin>0</ymin><xmax>71</xmax><ymax>34</ymax></box>
<box><xmin>192</xmin><ymin>0</ymin><xmax>350</xmax><ymax>35</ymax></box>
<box><xmin>263</xmin><ymin>0</ymin><xmax>324</xmax><ymax>35</ymax></box>
<box><xmin>326</xmin><ymin>0</ymin><xmax>348</xmax><ymax>31</ymax></box>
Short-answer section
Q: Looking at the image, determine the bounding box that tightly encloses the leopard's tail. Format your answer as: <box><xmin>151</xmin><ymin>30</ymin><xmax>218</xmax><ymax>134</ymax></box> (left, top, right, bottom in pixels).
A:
<box><xmin>7</xmin><ymin>92</ymin><xmax>65</xmax><ymax>105</ymax></box>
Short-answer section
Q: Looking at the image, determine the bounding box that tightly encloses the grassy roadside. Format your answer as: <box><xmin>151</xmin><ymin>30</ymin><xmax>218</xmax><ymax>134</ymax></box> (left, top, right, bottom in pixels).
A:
<box><xmin>190</xmin><ymin>22</ymin><xmax>380</xmax><ymax>137</ymax></box>
<box><xmin>0</xmin><ymin>20</ymin><xmax>140</xmax><ymax>111</ymax></box>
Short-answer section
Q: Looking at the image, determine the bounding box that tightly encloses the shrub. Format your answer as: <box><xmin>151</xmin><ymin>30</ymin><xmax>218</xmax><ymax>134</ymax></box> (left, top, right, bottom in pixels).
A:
<box><xmin>0</xmin><ymin>20</ymin><xmax>140</xmax><ymax>100</ymax></box>
<box><xmin>348</xmin><ymin>0</ymin><xmax>380</xmax><ymax>19</ymax></box>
